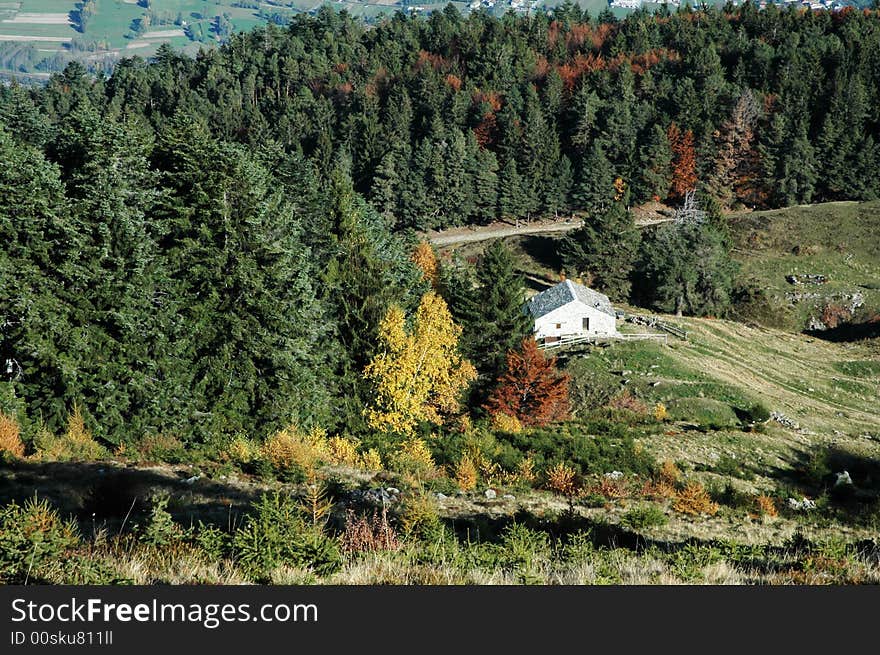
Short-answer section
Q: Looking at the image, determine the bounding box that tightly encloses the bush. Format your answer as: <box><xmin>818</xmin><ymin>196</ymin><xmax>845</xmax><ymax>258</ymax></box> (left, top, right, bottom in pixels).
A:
<box><xmin>607</xmin><ymin>390</ymin><xmax>649</xmax><ymax>416</ymax></box>
<box><xmin>0</xmin><ymin>497</ymin><xmax>80</xmax><ymax>583</ymax></box>
<box><xmin>545</xmin><ymin>462</ymin><xmax>578</xmax><ymax>496</ymax></box>
<box><xmin>397</xmin><ymin>492</ymin><xmax>442</xmax><ymax>540</ymax></box>
<box><xmin>743</xmin><ymin>402</ymin><xmax>770</xmax><ymax>424</ymax></box>
<box><xmin>0</xmin><ymin>412</ymin><xmax>25</xmax><ymax>458</ymax></box>
<box><xmin>621</xmin><ymin>505</ymin><xmax>668</xmax><ymax>530</ymax></box>
<box><xmin>673</xmin><ymin>482</ymin><xmax>720</xmax><ymax>516</ymax></box>
<box><xmin>135</xmin><ymin>434</ymin><xmax>186</xmax><ymax>463</ymax></box>
<box><xmin>754</xmin><ymin>494</ymin><xmax>778</xmax><ymax>518</ymax></box>
<box><xmin>504</xmin><ymin>421</ymin><xmax>655</xmax><ymax>478</ymax></box>
<box><xmin>139</xmin><ymin>496</ymin><xmax>185</xmax><ymax>547</ymax></box>
<box><xmin>454</xmin><ymin>454</ymin><xmax>478</xmax><ymax>491</ymax></box>
<box><xmin>231</xmin><ymin>492</ymin><xmax>341</xmax><ymax>579</ymax></box>
<box><xmin>392</xmin><ymin>438</ymin><xmax>437</xmax><ymax>479</ymax></box>
<box><xmin>340</xmin><ymin>507</ymin><xmax>401</xmax><ymax>554</ymax></box>
<box><xmin>666</xmin><ymin>397</ymin><xmax>740</xmax><ymax>430</ymax></box>
<box><xmin>33</xmin><ymin>407</ymin><xmax>106</xmax><ymax>461</ymax></box>
<box><xmin>261</xmin><ymin>425</ymin><xmax>329</xmax><ymax>474</ymax></box>
<box><xmin>499</xmin><ymin>523</ymin><xmax>550</xmax><ymax>570</ymax></box>
<box><xmin>653</xmin><ymin>403</ymin><xmax>668</xmax><ymax>422</ymax></box>
<box><xmin>490</xmin><ymin>412</ymin><xmax>523</xmax><ymax>434</ymax></box>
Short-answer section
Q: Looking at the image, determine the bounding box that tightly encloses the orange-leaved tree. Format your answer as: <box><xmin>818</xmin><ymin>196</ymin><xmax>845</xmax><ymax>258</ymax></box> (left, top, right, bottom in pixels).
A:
<box><xmin>411</xmin><ymin>241</ymin><xmax>439</xmax><ymax>288</ymax></box>
<box><xmin>484</xmin><ymin>337</ymin><xmax>570</xmax><ymax>427</ymax></box>
<box><xmin>364</xmin><ymin>291</ymin><xmax>476</xmax><ymax>435</ymax></box>
<box><xmin>667</xmin><ymin>122</ymin><xmax>697</xmax><ymax>203</ymax></box>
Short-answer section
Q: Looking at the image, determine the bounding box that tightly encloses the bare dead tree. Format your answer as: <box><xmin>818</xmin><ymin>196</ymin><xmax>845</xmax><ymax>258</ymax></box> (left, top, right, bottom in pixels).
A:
<box><xmin>672</xmin><ymin>189</ymin><xmax>706</xmax><ymax>225</ymax></box>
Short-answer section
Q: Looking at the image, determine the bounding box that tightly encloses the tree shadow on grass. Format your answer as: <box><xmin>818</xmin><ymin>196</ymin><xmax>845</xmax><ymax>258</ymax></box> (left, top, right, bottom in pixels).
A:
<box><xmin>805</xmin><ymin>319</ymin><xmax>880</xmax><ymax>342</ymax></box>
<box><xmin>518</xmin><ymin>235</ymin><xmax>564</xmax><ymax>273</ymax></box>
<box><xmin>0</xmin><ymin>459</ymin><xmax>268</xmax><ymax>533</ymax></box>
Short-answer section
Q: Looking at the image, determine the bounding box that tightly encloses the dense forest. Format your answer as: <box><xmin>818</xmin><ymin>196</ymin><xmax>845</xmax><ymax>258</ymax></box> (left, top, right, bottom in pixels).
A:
<box><xmin>2</xmin><ymin>3</ymin><xmax>880</xmax><ymax>448</ymax></box>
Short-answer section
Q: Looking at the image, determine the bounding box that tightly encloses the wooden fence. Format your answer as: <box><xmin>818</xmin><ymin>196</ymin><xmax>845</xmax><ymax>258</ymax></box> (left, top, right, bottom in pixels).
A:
<box><xmin>538</xmin><ymin>332</ymin><xmax>668</xmax><ymax>351</ymax></box>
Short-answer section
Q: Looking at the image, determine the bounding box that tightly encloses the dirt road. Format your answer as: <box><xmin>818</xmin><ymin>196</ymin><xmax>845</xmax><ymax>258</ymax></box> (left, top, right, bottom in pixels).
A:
<box><xmin>425</xmin><ymin>214</ymin><xmax>672</xmax><ymax>246</ymax></box>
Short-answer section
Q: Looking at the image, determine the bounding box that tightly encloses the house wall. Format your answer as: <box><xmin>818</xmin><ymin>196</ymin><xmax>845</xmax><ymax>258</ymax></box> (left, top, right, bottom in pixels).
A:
<box><xmin>534</xmin><ymin>301</ymin><xmax>617</xmax><ymax>339</ymax></box>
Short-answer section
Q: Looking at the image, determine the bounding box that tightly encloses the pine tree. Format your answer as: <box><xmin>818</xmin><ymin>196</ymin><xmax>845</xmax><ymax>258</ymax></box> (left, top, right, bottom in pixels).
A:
<box><xmin>635</xmin><ymin>206</ymin><xmax>738</xmax><ymax>317</ymax></box>
<box><xmin>633</xmin><ymin>123</ymin><xmax>672</xmax><ymax>204</ymax></box>
<box><xmin>469</xmin><ymin>139</ymin><xmax>499</xmax><ymax>225</ymax></box>
<box><xmin>572</xmin><ymin>140</ymin><xmax>615</xmax><ymax>216</ymax></box>
<box><xmin>0</xmin><ymin>129</ymin><xmax>75</xmax><ymax>436</ymax></box>
<box><xmin>446</xmin><ymin>240</ymin><xmax>532</xmax><ymax>382</ymax></box>
<box><xmin>152</xmin><ymin>124</ymin><xmax>334</xmax><ymax>438</ymax></box>
<box><xmin>498</xmin><ymin>157</ymin><xmax>526</xmax><ymax>221</ymax></box>
<box><xmin>544</xmin><ymin>154</ymin><xmax>573</xmax><ymax>218</ymax></box>
<box><xmin>559</xmin><ymin>202</ymin><xmax>640</xmax><ymax>301</ymax></box>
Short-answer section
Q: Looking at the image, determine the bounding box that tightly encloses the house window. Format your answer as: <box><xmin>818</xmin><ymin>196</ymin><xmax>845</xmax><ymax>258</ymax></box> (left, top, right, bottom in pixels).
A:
<box><xmin>555</xmin><ymin>323</ymin><xmax>562</xmax><ymax>330</ymax></box>
<box><xmin>582</xmin><ymin>317</ymin><xmax>590</xmax><ymax>331</ymax></box>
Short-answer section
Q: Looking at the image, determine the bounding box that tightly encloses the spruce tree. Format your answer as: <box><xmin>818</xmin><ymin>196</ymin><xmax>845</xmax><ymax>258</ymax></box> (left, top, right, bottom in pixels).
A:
<box><xmin>559</xmin><ymin>202</ymin><xmax>640</xmax><ymax>301</ymax></box>
<box><xmin>572</xmin><ymin>140</ymin><xmax>615</xmax><ymax>216</ymax></box>
<box><xmin>445</xmin><ymin>241</ymin><xmax>531</xmax><ymax>382</ymax></box>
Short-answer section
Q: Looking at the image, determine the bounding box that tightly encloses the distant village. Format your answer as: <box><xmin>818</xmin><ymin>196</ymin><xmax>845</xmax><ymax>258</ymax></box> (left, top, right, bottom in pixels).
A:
<box><xmin>403</xmin><ymin>0</ymin><xmax>859</xmax><ymax>16</ymax></box>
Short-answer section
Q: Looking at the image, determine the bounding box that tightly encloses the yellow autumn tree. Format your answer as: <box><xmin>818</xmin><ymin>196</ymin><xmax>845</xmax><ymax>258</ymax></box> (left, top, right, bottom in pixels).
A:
<box><xmin>411</xmin><ymin>241</ymin><xmax>439</xmax><ymax>288</ymax></box>
<box><xmin>364</xmin><ymin>291</ymin><xmax>476</xmax><ymax>435</ymax></box>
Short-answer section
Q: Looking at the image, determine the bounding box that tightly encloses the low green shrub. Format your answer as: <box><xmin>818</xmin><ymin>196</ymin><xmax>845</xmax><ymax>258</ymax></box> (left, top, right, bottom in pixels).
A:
<box><xmin>0</xmin><ymin>497</ymin><xmax>80</xmax><ymax>583</ymax></box>
<box><xmin>231</xmin><ymin>492</ymin><xmax>341</xmax><ymax>580</ymax></box>
<box><xmin>621</xmin><ymin>505</ymin><xmax>668</xmax><ymax>530</ymax></box>
<box><xmin>139</xmin><ymin>496</ymin><xmax>186</xmax><ymax>547</ymax></box>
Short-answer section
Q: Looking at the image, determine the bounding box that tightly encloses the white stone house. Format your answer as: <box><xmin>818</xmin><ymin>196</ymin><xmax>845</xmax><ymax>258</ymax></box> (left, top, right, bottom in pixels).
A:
<box><xmin>525</xmin><ymin>279</ymin><xmax>617</xmax><ymax>342</ymax></box>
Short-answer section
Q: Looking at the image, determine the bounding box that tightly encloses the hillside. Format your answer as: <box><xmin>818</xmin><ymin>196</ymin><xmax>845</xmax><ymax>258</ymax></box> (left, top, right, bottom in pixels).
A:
<box><xmin>730</xmin><ymin>201</ymin><xmax>880</xmax><ymax>333</ymax></box>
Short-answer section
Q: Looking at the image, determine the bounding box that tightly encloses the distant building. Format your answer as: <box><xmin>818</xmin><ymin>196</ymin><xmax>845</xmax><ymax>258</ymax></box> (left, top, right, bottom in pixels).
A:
<box><xmin>526</xmin><ymin>280</ymin><xmax>617</xmax><ymax>343</ymax></box>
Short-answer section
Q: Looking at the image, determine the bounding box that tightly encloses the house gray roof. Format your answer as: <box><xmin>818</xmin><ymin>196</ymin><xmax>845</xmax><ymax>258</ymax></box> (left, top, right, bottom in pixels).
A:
<box><xmin>525</xmin><ymin>279</ymin><xmax>616</xmax><ymax>319</ymax></box>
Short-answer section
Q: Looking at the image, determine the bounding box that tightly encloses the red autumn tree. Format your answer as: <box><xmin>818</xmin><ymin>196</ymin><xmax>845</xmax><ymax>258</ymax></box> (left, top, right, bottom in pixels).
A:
<box><xmin>667</xmin><ymin>123</ymin><xmax>697</xmax><ymax>203</ymax></box>
<box><xmin>484</xmin><ymin>338</ymin><xmax>570</xmax><ymax>427</ymax></box>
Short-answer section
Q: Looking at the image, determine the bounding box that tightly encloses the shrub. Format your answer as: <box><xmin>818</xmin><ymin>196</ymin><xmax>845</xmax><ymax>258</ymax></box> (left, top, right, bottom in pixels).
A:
<box><xmin>589</xmin><ymin>475</ymin><xmax>631</xmax><ymax>500</ymax></box>
<box><xmin>653</xmin><ymin>403</ymin><xmax>668</xmax><ymax>422</ymax></box>
<box><xmin>326</xmin><ymin>436</ymin><xmax>359</xmax><ymax>466</ymax></box>
<box><xmin>0</xmin><ymin>497</ymin><xmax>79</xmax><ymax>583</ymax></box>
<box><xmin>517</xmin><ymin>455</ymin><xmax>537</xmax><ymax>485</ymax></box>
<box><xmin>607</xmin><ymin>390</ymin><xmax>649</xmax><ymax>416</ymax></box>
<box><xmin>0</xmin><ymin>412</ymin><xmax>25</xmax><ymax>458</ymax></box>
<box><xmin>454</xmin><ymin>454</ymin><xmax>478</xmax><ymax>491</ymax></box>
<box><xmin>491</xmin><ymin>412</ymin><xmax>523</xmax><ymax>434</ymax></box>
<box><xmin>225</xmin><ymin>435</ymin><xmax>258</xmax><ymax>466</ymax></box>
<box><xmin>743</xmin><ymin>402</ymin><xmax>771</xmax><ymax>424</ymax></box>
<box><xmin>136</xmin><ymin>434</ymin><xmax>185</xmax><ymax>463</ymax></box>
<box><xmin>392</xmin><ymin>438</ymin><xmax>437</xmax><ymax>478</ymax></box>
<box><xmin>397</xmin><ymin>492</ymin><xmax>441</xmax><ymax>540</ymax></box>
<box><xmin>193</xmin><ymin>522</ymin><xmax>230</xmax><ymax>561</ymax></box>
<box><xmin>673</xmin><ymin>482</ymin><xmax>720</xmax><ymax>516</ymax></box>
<box><xmin>500</xmin><ymin>523</ymin><xmax>550</xmax><ymax>569</ymax></box>
<box><xmin>34</xmin><ymin>407</ymin><xmax>106</xmax><ymax>461</ymax></box>
<box><xmin>340</xmin><ymin>507</ymin><xmax>401</xmax><ymax>554</ymax></box>
<box><xmin>359</xmin><ymin>448</ymin><xmax>383</xmax><ymax>472</ymax></box>
<box><xmin>621</xmin><ymin>505</ymin><xmax>668</xmax><ymax>530</ymax></box>
<box><xmin>658</xmin><ymin>460</ymin><xmax>681</xmax><ymax>486</ymax></box>
<box><xmin>139</xmin><ymin>496</ymin><xmax>185</xmax><ymax>547</ymax></box>
<box><xmin>504</xmin><ymin>421</ymin><xmax>656</xmax><ymax>478</ymax></box>
<box><xmin>231</xmin><ymin>492</ymin><xmax>341</xmax><ymax>579</ymax></box>
<box><xmin>545</xmin><ymin>462</ymin><xmax>578</xmax><ymax>496</ymax></box>
<box><xmin>261</xmin><ymin>425</ymin><xmax>328</xmax><ymax>475</ymax></box>
<box><xmin>754</xmin><ymin>494</ymin><xmax>778</xmax><ymax>518</ymax></box>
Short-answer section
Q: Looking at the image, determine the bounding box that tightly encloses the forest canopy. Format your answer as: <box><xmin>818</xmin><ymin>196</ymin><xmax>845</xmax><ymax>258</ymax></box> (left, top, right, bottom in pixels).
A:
<box><xmin>2</xmin><ymin>3</ymin><xmax>880</xmax><ymax>445</ymax></box>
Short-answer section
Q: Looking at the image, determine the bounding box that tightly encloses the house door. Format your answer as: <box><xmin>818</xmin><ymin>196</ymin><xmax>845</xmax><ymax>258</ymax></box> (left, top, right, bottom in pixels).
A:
<box><xmin>582</xmin><ymin>317</ymin><xmax>590</xmax><ymax>331</ymax></box>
